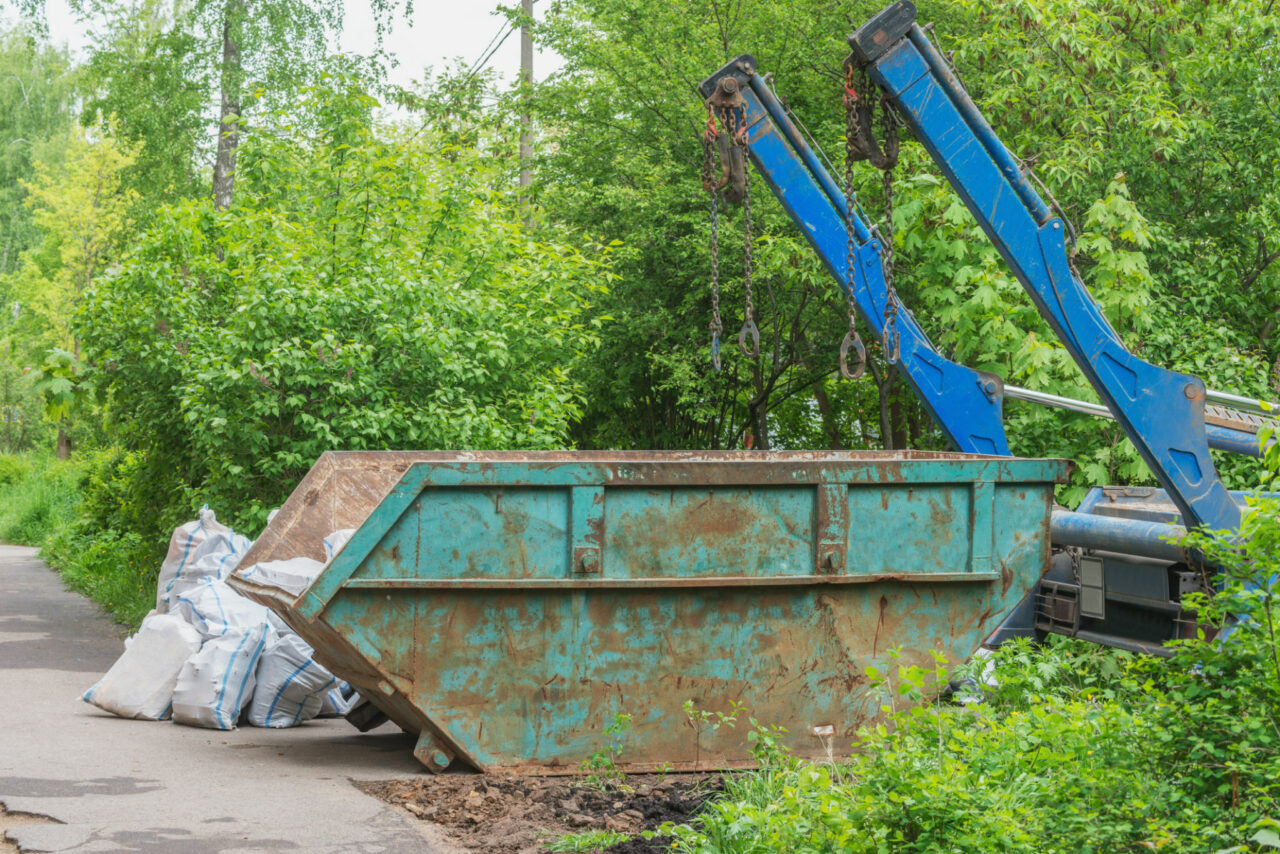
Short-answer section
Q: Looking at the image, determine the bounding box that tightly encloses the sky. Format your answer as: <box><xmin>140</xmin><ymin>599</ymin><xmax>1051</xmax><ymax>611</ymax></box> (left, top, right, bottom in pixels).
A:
<box><xmin>31</xmin><ymin>0</ymin><xmax>564</xmax><ymax>90</ymax></box>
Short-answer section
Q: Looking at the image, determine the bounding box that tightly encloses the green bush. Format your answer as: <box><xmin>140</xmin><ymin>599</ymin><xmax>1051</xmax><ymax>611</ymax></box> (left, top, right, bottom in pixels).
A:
<box><xmin>43</xmin><ymin>524</ymin><xmax>159</xmax><ymax>627</ymax></box>
<box><xmin>40</xmin><ymin>448</ymin><xmax>179</xmax><ymax>626</ymax></box>
<box><xmin>76</xmin><ymin>72</ymin><xmax>610</xmax><ymax>535</ymax></box>
<box><xmin>0</xmin><ymin>452</ymin><xmax>32</xmax><ymax>485</ymax></box>
<box><xmin>670</xmin><ymin>630</ymin><xmax>1280</xmax><ymax>853</ymax></box>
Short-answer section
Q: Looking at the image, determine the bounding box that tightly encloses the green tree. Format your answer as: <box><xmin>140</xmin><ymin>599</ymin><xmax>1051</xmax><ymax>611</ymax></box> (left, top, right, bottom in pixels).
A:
<box><xmin>529</xmin><ymin>0</ymin><xmax>1276</xmax><ymax>495</ymax></box>
<box><xmin>12</xmin><ymin>126</ymin><xmax>139</xmax><ymax>356</ymax></box>
<box><xmin>17</xmin><ymin>0</ymin><xmax>410</xmax><ymax>209</ymax></box>
<box><xmin>0</xmin><ymin>25</ymin><xmax>75</xmax><ymax>275</ymax></box>
<box><xmin>76</xmin><ymin>72</ymin><xmax>609</xmax><ymax>532</ymax></box>
<box><xmin>3</xmin><ymin>127</ymin><xmax>137</xmax><ymax>456</ymax></box>
<box><xmin>535</xmin><ymin>0</ymin><xmax>909</xmax><ymax>451</ymax></box>
<box><xmin>76</xmin><ymin>1</ymin><xmax>210</xmax><ymax>206</ymax></box>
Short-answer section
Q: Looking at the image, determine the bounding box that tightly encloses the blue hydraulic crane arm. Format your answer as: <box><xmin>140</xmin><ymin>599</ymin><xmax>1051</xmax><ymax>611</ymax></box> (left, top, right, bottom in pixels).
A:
<box><xmin>849</xmin><ymin>2</ymin><xmax>1242</xmax><ymax>533</ymax></box>
<box><xmin>698</xmin><ymin>57</ymin><xmax>1011</xmax><ymax>456</ymax></box>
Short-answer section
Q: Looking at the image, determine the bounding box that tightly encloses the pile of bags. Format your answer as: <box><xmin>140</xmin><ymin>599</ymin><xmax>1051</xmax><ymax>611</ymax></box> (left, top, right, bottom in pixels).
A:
<box><xmin>82</xmin><ymin>508</ymin><xmax>361</xmax><ymax>731</ymax></box>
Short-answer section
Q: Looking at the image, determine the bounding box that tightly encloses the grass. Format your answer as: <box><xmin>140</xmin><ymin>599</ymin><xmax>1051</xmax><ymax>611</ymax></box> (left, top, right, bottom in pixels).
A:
<box><xmin>43</xmin><ymin>525</ymin><xmax>160</xmax><ymax>627</ymax></box>
<box><xmin>0</xmin><ymin>452</ymin><xmax>159</xmax><ymax>627</ymax></box>
<box><xmin>542</xmin><ymin>829</ymin><xmax>630</xmax><ymax>853</ymax></box>
<box><xmin>0</xmin><ymin>454</ymin><xmax>85</xmax><ymax>546</ymax></box>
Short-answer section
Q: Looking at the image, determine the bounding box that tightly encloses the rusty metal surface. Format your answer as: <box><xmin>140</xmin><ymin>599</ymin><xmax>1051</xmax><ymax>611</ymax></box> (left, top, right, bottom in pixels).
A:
<box><xmin>238</xmin><ymin>449</ymin><xmax>1017</xmax><ymax>565</ymax></box>
<box><xmin>232</xmin><ymin>450</ymin><xmax>1068</xmax><ymax>774</ymax></box>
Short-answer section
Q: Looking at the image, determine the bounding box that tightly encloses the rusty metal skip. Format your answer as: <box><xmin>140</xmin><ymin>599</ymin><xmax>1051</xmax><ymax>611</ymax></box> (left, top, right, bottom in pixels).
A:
<box><xmin>230</xmin><ymin>449</ymin><xmax>1068</xmax><ymax>773</ymax></box>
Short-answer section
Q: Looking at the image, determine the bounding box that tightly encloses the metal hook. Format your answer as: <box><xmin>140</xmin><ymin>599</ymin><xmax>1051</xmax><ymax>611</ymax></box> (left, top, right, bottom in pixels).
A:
<box><xmin>712</xmin><ymin>332</ymin><xmax>722</xmax><ymax>372</ymax></box>
<box><xmin>883</xmin><ymin>325</ymin><xmax>901</xmax><ymax>366</ymax></box>
<box><xmin>738</xmin><ymin>319</ymin><xmax>760</xmax><ymax>358</ymax></box>
<box><xmin>840</xmin><ymin>330</ymin><xmax>866</xmax><ymax>380</ymax></box>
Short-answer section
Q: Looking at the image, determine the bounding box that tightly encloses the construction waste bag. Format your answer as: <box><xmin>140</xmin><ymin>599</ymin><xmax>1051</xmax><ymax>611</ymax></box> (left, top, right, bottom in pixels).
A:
<box><xmin>319</xmin><ymin>681</ymin><xmax>360</xmax><ymax>718</ymax></box>
<box><xmin>323</xmin><ymin>529</ymin><xmax>354</xmax><ymax>561</ymax></box>
<box><xmin>235</xmin><ymin>556</ymin><xmax>325</xmax><ymax>598</ymax></box>
<box><xmin>266</xmin><ymin>609</ymin><xmax>295</xmax><ymax>639</ymax></box>
<box><xmin>170</xmin><ymin>578</ymin><xmax>272</xmax><ymax>641</ymax></box>
<box><xmin>82</xmin><ymin>613</ymin><xmax>203</xmax><ymax>720</ymax></box>
<box><xmin>248</xmin><ymin>633</ymin><xmax>339</xmax><ymax>728</ymax></box>
<box><xmin>86</xmin><ymin>512</ymin><xmax>362</xmax><ymax>731</ymax></box>
<box><xmin>232</xmin><ymin>528</ymin><xmax>351</xmax><ymax>599</ymax></box>
<box><xmin>156</xmin><ymin>506</ymin><xmax>252</xmax><ymax>612</ymax></box>
<box><xmin>171</xmin><ymin>624</ymin><xmax>272</xmax><ymax>730</ymax></box>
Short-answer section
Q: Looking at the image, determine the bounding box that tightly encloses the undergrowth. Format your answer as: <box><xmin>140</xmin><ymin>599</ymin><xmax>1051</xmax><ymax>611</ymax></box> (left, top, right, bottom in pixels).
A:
<box><xmin>665</xmin><ymin>441</ymin><xmax>1280</xmax><ymax>853</ymax></box>
<box><xmin>542</xmin><ymin>829</ymin><xmax>630</xmax><ymax>852</ymax></box>
<box><xmin>0</xmin><ymin>451</ymin><xmax>165</xmax><ymax>627</ymax></box>
<box><xmin>0</xmin><ymin>453</ymin><xmax>84</xmax><ymax>545</ymax></box>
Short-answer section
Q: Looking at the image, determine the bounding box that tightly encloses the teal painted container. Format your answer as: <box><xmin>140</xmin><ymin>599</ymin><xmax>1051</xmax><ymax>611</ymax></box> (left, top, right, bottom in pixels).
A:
<box><xmin>231</xmin><ymin>450</ymin><xmax>1069</xmax><ymax>774</ymax></box>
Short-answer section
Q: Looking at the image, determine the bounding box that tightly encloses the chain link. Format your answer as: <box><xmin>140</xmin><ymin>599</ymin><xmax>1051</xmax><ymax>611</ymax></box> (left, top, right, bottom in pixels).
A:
<box><xmin>839</xmin><ymin>65</ymin><xmax>866</xmax><ymax>380</ymax></box>
<box><xmin>879</xmin><ymin>135</ymin><xmax>901</xmax><ymax>366</ymax></box>
<box><xmin>702</xmin><ymin>107</ymin><xmax>723</xmax><ymax>371</ymax></box>
<box><xmin>840</xmin><ymin>66</ymin><xmax>902</xmax><ymax>373</ymax></box>
<box><xmin>709</xmin><ymin>192</ymin><xmax>722</xmax><ymax>371</ymax></box>
<box><xmin>738</xmin><ymin>165</ymin><xmax>760</xmax><ymax>358</ymax></box>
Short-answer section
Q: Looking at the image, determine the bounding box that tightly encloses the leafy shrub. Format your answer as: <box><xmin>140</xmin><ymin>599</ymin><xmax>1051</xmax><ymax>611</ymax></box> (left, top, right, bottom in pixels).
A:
<box><xmin>76</xmin><ymin>71</ymin><xmax>610</xmax><ymax>533</ymax></box>
<box><xmin>43</xmin><ymin>524</ymin><xmax>158</xmax><ymax>627</ymax></box>
<box><xmin>0</xmin><ymin>450</ymin><xmax>171</xmax><ymax>627</ymax></box>
<box><xmin>0</xmin><ymin>452</ymin><xmax>32</xmax><ymax>486</ymax></box>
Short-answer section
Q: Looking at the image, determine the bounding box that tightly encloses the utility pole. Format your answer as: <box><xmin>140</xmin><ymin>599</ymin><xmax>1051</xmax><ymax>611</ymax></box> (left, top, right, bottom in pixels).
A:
<box><xmin>519</xmin><ymin>0</ymin><xmax>533</xmax><ymax>192</ymax></box>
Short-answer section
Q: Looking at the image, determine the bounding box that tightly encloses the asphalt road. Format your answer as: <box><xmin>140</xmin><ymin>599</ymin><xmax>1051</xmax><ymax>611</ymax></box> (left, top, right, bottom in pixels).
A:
<box><xmin>0</xmin><ymin>544</ymin><xmax>459</xmax><ymax>854</ymax></box>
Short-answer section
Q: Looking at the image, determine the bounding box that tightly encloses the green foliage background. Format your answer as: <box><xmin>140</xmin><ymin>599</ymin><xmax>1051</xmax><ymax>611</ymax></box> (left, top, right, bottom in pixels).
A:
<box><xmin>0</xmin><ymin>0</ymin><xmax>1276</xmax><ymax>665</ymax></box>
<box><xmin>78</xmin><ymin>73</ymin><xmax>608</xmax><ymax>535</ymax></box>
<box><xmin>0</xmin><ymin>0</ymin><xmax>1279</xmax><ymax>849</ymax></box>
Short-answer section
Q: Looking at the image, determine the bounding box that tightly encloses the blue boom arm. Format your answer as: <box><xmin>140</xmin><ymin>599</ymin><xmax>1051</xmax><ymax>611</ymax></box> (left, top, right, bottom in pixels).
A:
<box><xmin>847</xmin><ymin>2</ymin><xmax>1242</xmax><ymax>533</ymax></box>
<box><xmin>699</xmin><ymin>58</ymin><xmax>1011</xmax><ymax>456</ymax></box>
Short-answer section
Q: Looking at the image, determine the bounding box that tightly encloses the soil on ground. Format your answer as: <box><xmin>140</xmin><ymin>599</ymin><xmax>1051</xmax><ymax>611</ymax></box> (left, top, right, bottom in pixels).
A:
<box><xmin>0</xmin><ymin>805</ymin><xmax>60</xmax><ymax>854</ymax></box>
<box><xmin>364</xmin><ymin>773</ymin><xmax>722</xmax><ymax>854</ymax></box>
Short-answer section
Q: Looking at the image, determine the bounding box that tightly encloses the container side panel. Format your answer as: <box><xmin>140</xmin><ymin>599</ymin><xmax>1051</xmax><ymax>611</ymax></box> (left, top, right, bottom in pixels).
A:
<box><xmin>992</xmin><ymin>483</ymin><xmax>1053</xmax><ymax>596</ymax></box>
<box><xmin>323</xmin><ymin>573</ymin><xmax>1046</xmax><ymax>770</ymax></box>
<box><xmin>326</xmin><ymin>589</ymin><xmax>420</xmax><ymax>686</ymax></box>
<box><xmin>847</xmin><ymin>484</ymin><xmax>972</xmax><ymax>575</ymax></box>
<box><xmin>355</xmin><ymin>488</ymin><xmax>572</xmax><ymax>580</ymax></box>
<box><xmin>603</xmin><ymin>486</ymin><xmax>814</xmax><ymax>578</ymax></box>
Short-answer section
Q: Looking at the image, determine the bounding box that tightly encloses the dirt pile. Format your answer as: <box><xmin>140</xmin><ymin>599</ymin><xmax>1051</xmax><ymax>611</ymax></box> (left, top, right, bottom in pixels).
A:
<box><xmin>364</xmin><ymin>773</ymin><xmax>721</xmax><ymax>853</ymax></box>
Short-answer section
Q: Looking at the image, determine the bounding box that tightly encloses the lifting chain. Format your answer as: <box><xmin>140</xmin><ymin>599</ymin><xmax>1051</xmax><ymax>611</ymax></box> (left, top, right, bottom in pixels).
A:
<box><xmin>879</xmin><ymin>148</ymin><xmax>901</xmax><ymax>366</ymax></box>
<box><xmin>839</xmin><ymin>65</ymin><xmax>865</xmax><ymax>380</ymax></box>
<box><xmin>701</xmin><ymin>77</ymin><xmax>757</xmax><ymax>367</ymax></box>
<box><xmin>843</xmin><ymin>65</ymin><xmax>902</xmax><ymax>368</ymax></box>
<box><xmin>702</xmin><ymin>106</ymin><xmax>724</xmax><ymax>371</ymax></box>
<box><xmin>738</xmin><ymin>165</ymin><xmax>759</xmax><ymax>358</ymax></box>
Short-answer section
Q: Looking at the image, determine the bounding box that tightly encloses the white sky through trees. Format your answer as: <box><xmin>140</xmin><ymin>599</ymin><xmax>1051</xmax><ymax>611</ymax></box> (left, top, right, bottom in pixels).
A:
<box><xmin>25</xmin><ymin>0</ymin><xmax>563</xmax><ymax>91</ymax></box>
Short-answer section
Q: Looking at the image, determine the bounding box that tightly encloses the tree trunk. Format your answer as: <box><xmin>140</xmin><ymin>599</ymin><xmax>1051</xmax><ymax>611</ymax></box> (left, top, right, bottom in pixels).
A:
<box><xmin>811</xmin><ymin>377</ymin><xmax>845</xmax><ymax>450</ymax></box>
<box><xmin>749</xmin><ymin>359</ymin><xmax>771</xmax><ymax>450</ymax></box>
<box><xmin>874</xmin><ymin>368</ymin><xmax>897</xmax><ymax>450</ymax></box>
<box><xmin>212</xmin><ymin>0</ymin><xmax>245</xmax><ymax>211</ymax></box>
<box><xmin>877</xmin><ymin>391</ymin><xmax>893</xmax><ymax>450</ymax></box>
<box><xmin>888</xmin><ymin>394</ymin><xmax>909</xmax><ymax>450</ymax></box>
<box><xmin>519</xmin><ymin>0</ymin><xmax>533</xmax><ymax>192</ymax></box>
<box><xmin>56</xmin><ymin>426</ymin><xmax>71</xmax><ymax>460</ymax></box>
